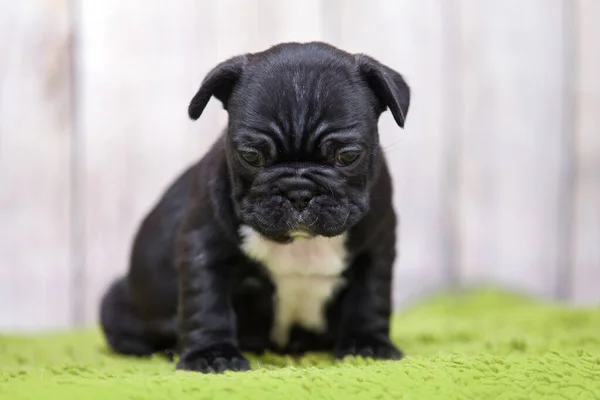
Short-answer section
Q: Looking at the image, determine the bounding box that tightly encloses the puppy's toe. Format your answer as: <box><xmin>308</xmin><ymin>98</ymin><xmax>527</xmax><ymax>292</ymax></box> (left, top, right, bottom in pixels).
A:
<box><xmin>230</xmin><ymin>356</ymin><xmax>251</xmax><ymax>371</ymax></box>
<box><xmin>373</xmin><ymin>343</ymin><xmax>403</xmax><ymax>360</ymax></box>
<box><xmin>211</xmin><ymin>356</ymin><xmax>249</xmax><ymax>373</ymax></box>
<box><xmin>335</xmin><ymin>336</ymin><xmax>404</xmax><ymax>361</ymax></box>
<box><xmin>176</xmin><ymin>343</ymin><xmax>250</xmax><ymax>374</ymax></box>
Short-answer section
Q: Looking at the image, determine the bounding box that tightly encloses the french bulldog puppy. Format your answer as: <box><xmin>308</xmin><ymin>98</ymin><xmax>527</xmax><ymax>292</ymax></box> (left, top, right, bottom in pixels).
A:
<box><xmin>100</xmin><ymin>41</ymin><xmax>411</xmax><ymax>374</ymax></box>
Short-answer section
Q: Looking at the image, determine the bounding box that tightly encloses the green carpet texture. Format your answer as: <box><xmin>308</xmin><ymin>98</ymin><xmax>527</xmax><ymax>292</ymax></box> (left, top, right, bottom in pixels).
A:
<box><xmin>1</xmin><ymin>290</ymin><xmax>599</xmax><ymax>399</ymax></box>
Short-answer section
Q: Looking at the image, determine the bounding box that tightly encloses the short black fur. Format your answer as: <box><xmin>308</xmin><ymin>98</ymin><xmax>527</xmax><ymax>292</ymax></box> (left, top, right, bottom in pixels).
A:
<box><xmin>100</xmin><ymin>42</ymin><xmax>411</xmax><ymax>373</ymax></box>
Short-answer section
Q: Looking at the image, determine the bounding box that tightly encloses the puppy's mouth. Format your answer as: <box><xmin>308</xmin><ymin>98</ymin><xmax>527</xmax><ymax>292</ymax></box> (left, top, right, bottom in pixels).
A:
<box><xmin>264</xmin><ymin>229</ymin><xmax>316</xmax><ymax>244</ymax></box>
<box><xmin>289</xmin><ymin>229</ymin><xmax>315</xmax><ymax>239</ymax></box>
<box><xmin>287</xmin><ymin>218</ymin><xmax>319</xmax><ymax>240</ymax></box>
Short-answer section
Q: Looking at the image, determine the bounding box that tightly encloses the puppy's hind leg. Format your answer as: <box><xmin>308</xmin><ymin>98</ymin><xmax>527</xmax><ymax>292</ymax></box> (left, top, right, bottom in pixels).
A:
<box><xmin>100</xmin><ymin>277</ymin><xmax>176</xmax><ymax>357</ymax></box>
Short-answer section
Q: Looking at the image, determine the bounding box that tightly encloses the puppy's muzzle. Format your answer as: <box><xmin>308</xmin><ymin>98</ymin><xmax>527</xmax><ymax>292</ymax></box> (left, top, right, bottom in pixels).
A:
<box><xmin>278</xmin><ymin>176</ymin><xmax>317</xmax><ymax>211</ymax></box>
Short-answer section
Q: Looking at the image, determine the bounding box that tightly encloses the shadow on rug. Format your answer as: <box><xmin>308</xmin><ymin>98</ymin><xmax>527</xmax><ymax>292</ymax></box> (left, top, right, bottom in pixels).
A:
<box><xmin>1</xmin><ymin>290</ymin><xmax>599</xmax><ymax>399</ymax></box>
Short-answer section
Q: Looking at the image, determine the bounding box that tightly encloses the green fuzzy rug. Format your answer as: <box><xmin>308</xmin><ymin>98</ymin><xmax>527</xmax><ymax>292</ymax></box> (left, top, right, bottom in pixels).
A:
<box><xmin>1</xmin><ymin>290</ymin><xmax>599</xmax><ymax>400</ymax></box>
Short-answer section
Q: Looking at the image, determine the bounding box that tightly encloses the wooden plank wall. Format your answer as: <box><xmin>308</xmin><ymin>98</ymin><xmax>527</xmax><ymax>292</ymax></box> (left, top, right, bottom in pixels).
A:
<box><xmin>572</xmin><ymin>0</ymin><xmax>600</xmax><ymax>305</ymax></box>
<box><xmin>1</xmin><ymin>0</ymin><xmax>598</xmax><ymax>331</ymax></box>
<box><xmin>455</xmin><ymin>0</ymin><xmax>569</xmax><ymax>300</ymax></box>
<box><xmin>0</xmin><ymin>0</ymin><xmax>74</xmax><ymax>331</ymax></box>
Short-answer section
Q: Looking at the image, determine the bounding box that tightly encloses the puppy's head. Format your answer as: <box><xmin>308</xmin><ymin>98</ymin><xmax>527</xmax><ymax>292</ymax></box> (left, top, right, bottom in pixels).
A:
<box><xmin>189</xmin><ymin>42</ymin><xmax>410</xmax><ymax>243</ymax></box>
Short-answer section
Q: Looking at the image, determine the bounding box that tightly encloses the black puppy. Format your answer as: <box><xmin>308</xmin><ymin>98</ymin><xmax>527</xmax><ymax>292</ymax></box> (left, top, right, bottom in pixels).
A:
<box><xmin>100</xmin><ymin>42</ymin><xmax>410</xmax><ymax>374</ymax></box>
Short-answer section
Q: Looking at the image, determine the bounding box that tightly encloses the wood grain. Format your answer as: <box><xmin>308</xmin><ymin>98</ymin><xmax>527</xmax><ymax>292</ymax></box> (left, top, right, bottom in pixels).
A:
<box><xmin>571</xmin><ymin>0</ymin><xmax>600</xmax><ymax>305</ymax></box>
<box><xmin>0</xmin><ymin>0</ymin><xmax>74</xmax><ymax>330</ymax></box>
<box><xmin>455</xmin><ymin>0</ymin><xmax>568</xmax><ymax>299</ymax></box>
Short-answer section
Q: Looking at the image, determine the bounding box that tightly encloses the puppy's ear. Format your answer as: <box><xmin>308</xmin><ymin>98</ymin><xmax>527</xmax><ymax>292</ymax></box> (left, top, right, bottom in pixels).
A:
<box><xmin>188</xmin><ymin>55</ymin><xmax>249</xmax><ymax>120</ymax></box>
<box><xmin>355</xmin><ymin>54</ymin><xmax>411</xmax><ymax>128</ymax></box>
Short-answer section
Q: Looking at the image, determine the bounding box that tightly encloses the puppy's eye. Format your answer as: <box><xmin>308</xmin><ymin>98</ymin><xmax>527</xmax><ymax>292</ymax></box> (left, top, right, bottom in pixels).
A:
<box><xmin>240</xmin><ymin>150</ymin><xmax>264</xmax><ymax>166</ymax></box>
<box><xmin>335</xmin><ymin>150</ymin><xmax>361</xmax><ymax>166</ymax></box>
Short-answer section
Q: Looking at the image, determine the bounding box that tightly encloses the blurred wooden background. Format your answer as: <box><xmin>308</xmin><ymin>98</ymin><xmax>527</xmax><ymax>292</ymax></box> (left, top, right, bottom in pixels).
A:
<box><xmin>1</xmin><ymin>0</ymin><xmax>599</xmax><ymax>331</ymax></box>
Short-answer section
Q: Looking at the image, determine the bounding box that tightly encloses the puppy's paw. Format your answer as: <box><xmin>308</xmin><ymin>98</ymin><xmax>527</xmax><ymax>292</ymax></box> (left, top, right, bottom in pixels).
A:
<box><xmin>176</xmin><ymin>343</ymin><xmax>250</xmax><ymax>373</ymax></box>
<box><xmin>334</xmin><ymin>335</ymin><xmax>403</xmax><ymax>360</ymax></box>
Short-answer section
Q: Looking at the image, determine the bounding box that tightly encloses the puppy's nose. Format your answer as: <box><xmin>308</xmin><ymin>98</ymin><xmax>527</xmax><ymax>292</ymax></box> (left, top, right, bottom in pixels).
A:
<box><xmin>285</xmin><ymin>190</ymin><xmax>313</xmax><ymax>210</ymax></box>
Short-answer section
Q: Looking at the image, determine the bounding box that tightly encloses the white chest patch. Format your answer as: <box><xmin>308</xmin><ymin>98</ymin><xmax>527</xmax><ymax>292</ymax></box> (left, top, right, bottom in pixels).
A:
<box><xmin>239</xmin><ymin>225</ymin><xmax>348</xmax><ymax>347</ymax></box>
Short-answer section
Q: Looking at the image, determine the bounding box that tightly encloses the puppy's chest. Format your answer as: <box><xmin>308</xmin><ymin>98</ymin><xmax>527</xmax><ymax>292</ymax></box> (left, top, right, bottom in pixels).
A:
<box><xmin>239</xmin><ymin>227</ymin><xmax>348</xmax><ymax>346</ymax></box>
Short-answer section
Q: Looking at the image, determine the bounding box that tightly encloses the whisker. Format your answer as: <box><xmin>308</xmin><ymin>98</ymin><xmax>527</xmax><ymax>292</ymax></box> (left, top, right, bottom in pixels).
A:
<box><xmin>343</xmin><ymin>212</ymin><xmax>351</xmax><ymax>226</ymax></box>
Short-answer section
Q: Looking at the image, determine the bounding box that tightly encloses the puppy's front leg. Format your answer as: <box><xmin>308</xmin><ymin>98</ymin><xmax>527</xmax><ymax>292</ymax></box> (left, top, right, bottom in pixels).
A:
<box><xmin>175</xmin><ymin>229</ymin><xmax>249</xmax><ymax>373</ymax></box>
<box><xmin>334</xmin><ymin>229</ymin><xmax>403</xmax><ymax>361</ymax></box>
